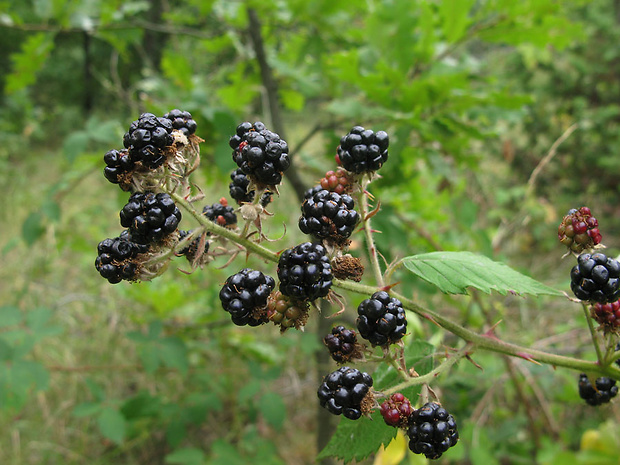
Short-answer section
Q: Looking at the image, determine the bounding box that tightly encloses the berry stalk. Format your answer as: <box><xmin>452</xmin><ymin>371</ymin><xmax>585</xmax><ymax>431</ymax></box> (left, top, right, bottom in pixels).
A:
<box><xmin>582</xmin><ymin>302</ymin><xmax>604</xmax><ymax>365</ymax></box>
<box><xmin>356</xmin><ymin>180</ymin><xmax>385</xmax><ymax>287</ymax></box>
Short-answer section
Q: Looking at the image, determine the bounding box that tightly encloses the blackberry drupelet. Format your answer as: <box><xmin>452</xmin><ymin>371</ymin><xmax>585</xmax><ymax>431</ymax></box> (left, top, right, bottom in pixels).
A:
<box><xmin>323</xmin><ymin>325</ymin><xmax>360</xmax><ymax>363</ymax></box>
<box><xmin>570</xmin><ymin>252</ymin><xmax>620</xmax><ymax>303</ymax></box>
<box><xmin>578</xmin><ymin>374</ymin><xmax>618</xmax><ymax>406</ymax></box>
<box><xmin>219</xmin><ymin>268</ymin><xmax>275</xmax><ymax>326</ymax></box>
<box><xmin>103</xmin><ymin>149</ymin><xmax>135</xmax><ymax>189</ymax></box>
<box><xmin>95</xmin><ymin>233</ymin><xmax>144</xmax><ymax>284</ymax></box>
<box><xmin>337</xmin><ymin>126</ymin><xmax>389</xmax><ymax>174</ymax></box>
<box><xmin>379</xmin><ymin>393</ymin><xmax>414</xmax><ymax>428</ymax></box>
<box><xmin>162</xmin><ymin>109</ymin><xmax>197</xmax><ymax>136</ymax></box>
<box><xmin>277</xmin><ymin>242</ymin><xmax>333</xmax><ymax>301</ymax></box>
<box><xmin>119</xmin><ymin>191</ymin><xmax>182</xmax><ymax>245</ymax></box>
<box><xmin>123</xmin><ymin>112</ymin><xmax>174</xmax><ymax>169</ymax></box>
<box><xmin>407</xmin><ymin>402</ymin><xmax>459</xmax><ymax>460</ymax></box>
<box><xmin>356</xmin><ymin>291</ymin><xmax>407</xmax><ymax>346</ymax></box>
<box><xmin>229</xmin><ymin>121</ymin><xmax>290</xmax><ymax>187</ymax></box>
<box><xmin>317</xmin><ymin>366</ymin><xmax>373</xmax><ymax>420</ymax></box>
<box><xmin>229</xmin><ymin>168</ymin><xmax>273</xmax><ymax>206</ymax></box>
<box><xmin>202</xmin><ymin>198</ymin><xmax>237</xmax><ymax>228</ymax></box>
<box><xmin>299</xmin><ymin>188</ymin><xmax>359</xmax><ymax>245</ymax></box>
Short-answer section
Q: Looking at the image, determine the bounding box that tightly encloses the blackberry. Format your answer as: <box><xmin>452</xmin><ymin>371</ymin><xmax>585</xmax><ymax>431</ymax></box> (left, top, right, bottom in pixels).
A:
<box><xmin>123</xmin><ymin>112</ymin><xmax>174</xmax><ymax>169</ymax></box>
<box><xmin>229</xmin><ymin>121</ymin><xmax>290</xmax><ymax>187</ymax></box>
<box><xmin>229</xmin><ymin>168</ymin><xmax>273</xmax><ymax>206</ymax></box>
<box><xmin>95</xmin><ymin>233</ymin><xmax>144</xmax><ymax>284</ymax></box>
<box><xmin>591</xmin><ymin>299</ymin><xmax>620</xmax><ymax>333</ymax></box>
<box><xmin>320</xmin><ymin>169</ymin><xmax>352</xmax><ymax>195</ymax></box>
<box><xmin>177</xmin><ymin>229</ymin><xmax>209</xmax><ymax>263</ymax></box>
<box><xmin>202</xmin><ymin>198</ymin><xmax>237</xmax><ymax>228</ymax></box>
<box><xmin>119</xmin><ymin>191</ymin><xmax>182</xmax><ymax>245</ymax></box>
<box><xmin>219</xmin><ymin>268</ymin><xmax>275</xmax><ymax>326</ymax></box>
<box><xmin>103</xmin><ymin>149</ymin><xmax>135</xmax><ymax>190</ymax></box>
<box><xmin>379</xmin><ymin>393</ymin><xmax>414</xmax><ymax>428</ymax></box>
<box><xmin>558</xmin><ymin>206</ymin><xmax>602</xmax><ymax>254</ymax></box>
<box><xmin>299</xmin><ymin>188</ymin><xmax>360</xmax><ymax>245</ymax></box>
<box><xmin>162</xmin><ymin>109</ymin><xmax>197</xmax><ymax>136</ymax></box>
<box><xmin>317</xmin><ymin>366</ymin><xmax>373</xmax><ymax>420</ymax></box>
<box><xmin>323</xmin><ymin>325</ymin><xmax>361</xmax><ymax>363</ymax></box>
<box><xmin>267</xmin><ymin>290</ymin><xmax>310</xmax><ymax>332</ymax></box>
<box><xmin>277</xmin><ymin>242</ymin><xmax>333</xmax><ymax>301</ymax></box>
<box><xmin>570</xmin><ymin>253</ymin><xmax>620</xmax><ymax>303</ymax></box>
<box><xmin>337</xmin><ymin>126</ymin><xmax>389</xmax><ymax>174</ymax></box>
<box><xmin>578</xmin><ymin>374</ymin><xmax>618</xmax><ymax>406</ymax></box>
<box><xmin>407</xmin><ymin>402</ymin><xmax>459</xmax><ymax>460</ymax></box>
<box><xmin>356</xmin><ymin>291</ymin><xmax>407</xmax><ymax>346</ymax></box>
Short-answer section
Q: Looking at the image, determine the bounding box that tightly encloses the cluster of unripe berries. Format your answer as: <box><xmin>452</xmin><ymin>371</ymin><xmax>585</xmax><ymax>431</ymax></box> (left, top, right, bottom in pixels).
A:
<box><xmin>558</xmin><ymin>207</ymin><xmax>602</xmax><ymax>254</ymax></box>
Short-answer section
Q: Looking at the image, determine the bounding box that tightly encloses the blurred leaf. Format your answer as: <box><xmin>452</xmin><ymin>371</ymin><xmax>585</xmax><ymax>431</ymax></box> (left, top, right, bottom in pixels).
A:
<box><xmin>165</xmin><ymin>447</ymin><xmax>206</xmax><ymax>465</ymax></box>
<box><xmin>5</xmin><ymin>32</ymin><xmax>55</xmax><ymax>94</ymax></box>
<box><xmin>372</xmin><ymin>430</ymin><xmax>407</xmax><ymax>465</ymax></box>
<box><xmin>159</xmin><ymin>337</ymin><xmax>189</xmax><ymax>375</ymax></box>
<box><xmin>0</xmin><ymin>306</ymin><xmax>22</xmax><ymax>327</ymax></box>
<box><xmin>22</xmin><ymin>212</ymin><xmax>46</xmax><ymax>245</ymax></box>
<box><xmin>97</xmin><ymin>407</ymin><xmax>127</xmax><ymax>445</ymax></box>
<box><xmin>259</xmin><ymin>392</ymin><xmax>286</xmax><ymax>430</ymax></box>
<box><xmin>62</xmin><ymin>130</ymin><xmax>90</xmax><ymax>162</ymax></box>
<box><xmin>402</xmin><ymin>252</ymin><xmax>563</xmax><ymax>296</ymax></box>
<box><xmin>73</xmin><ymin>402</ymin><xmax>103</xmax><ymax>418</ymax></box>
<box><xmin>41</xmin><ymin>199</ymin><xmax>61</xmax><ymax>222</ymax></box>
<box><xmin>166</xmin><ymin>418</ymin><xmax>188</xmax><ymax>449</ymax></box>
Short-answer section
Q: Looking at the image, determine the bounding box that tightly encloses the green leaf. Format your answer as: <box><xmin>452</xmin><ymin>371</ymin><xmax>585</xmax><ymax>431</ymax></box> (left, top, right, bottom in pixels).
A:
<box><xmin>0</xmin><ymin>306</ymin><xmax>22</xmax><ymax>327</ymax></box>
<box><xmin>72</xmin><ymin>402</ymin><xmax>103</xmax><ymax>418</ymax></box>
<box><xmin>22</xmin><ymin>212</ymin><xmax>46</xmax><ymax>245</ymax></box>
<box><xmin>159</xmin><ymin>337</ymin><xmax>189</xmax><ymax>375</ymax></box>
<box><xmin>165</xmin><ymin>447</ymin><xmax>206</xmax><ymax>465</ymax></box>
<box><xmin>97</xmin><ymin>408</ymin><xmax>127</xmax><ymax>445</ymax></box>
<box><xmin>5</xmin><ymin>32</ymin><xmax>55</xmax><ymax>94</ymax></box>
<box><xmin>258</xmin><ymin>392</ymin><xmax>286</xmax><ymax>430</ymax></box>
<box><xmin>317</xmin><ymin>411</ymin><xmax>397</xmax><ymax>463</ymax></box>
<box><xmin>401</xmin><ymin>251</ymin><xmax>563</xmax><ymax>296</ymax></box>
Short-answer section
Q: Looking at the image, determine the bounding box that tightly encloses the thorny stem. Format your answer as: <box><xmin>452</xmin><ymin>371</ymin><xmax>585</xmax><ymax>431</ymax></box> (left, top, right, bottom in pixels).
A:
<box><xmin>170</xmin><ymin>192</ymin><xmax>279</xmax><ymax>264</ymax></box>
<box><xmin>384</xmin><ymin>344</ymin><xmax>473</xmax><ymax>395</ymax></box>
<box><xmin>333</xmin><ymin>278</ymin><xmax>620</xmax><ymax>379</ymax></box>
<box><xmin>357</xmin><ymin>180</ymin><xmax>385</xmax><ymax>287</ymax></box>
<box><xmin>582</xmin><ymin>302</ymin><xmax>604</xmax><ymax>365</ymax></box>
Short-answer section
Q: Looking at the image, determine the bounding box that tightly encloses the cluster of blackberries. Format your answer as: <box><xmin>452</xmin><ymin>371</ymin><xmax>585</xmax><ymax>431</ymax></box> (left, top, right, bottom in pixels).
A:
<box><xmin>163</xmin><ymin>109</ymin><xmax>197</xmax><ymax>137</ymax></box>
<box><xmin>578</xmin><ymin>374</ymin><xmax>618</xmax><ymax>406</ymax></box>
<box><xmin>266</xmin><ymin>290</ymin><xmax>309</xmax><ymax>332</ymax></box>
<box><xmin>229</xmin><ymin>168</ymin><xmax>273</xmax><ymax>207</ymax></box>
<box><xmin>277</xmin><ymin>242</ymin><xmax>333</xmax><ymax>301</ymax></box>
<box><xmin>570</xmin><ymin>252</ymin><xmax>620</xmax><ymax>303</ymax></box>
<box><xmin>299</xmin><ymin>188</ymin><xmax>359</xmax><ymax>245</ymax></box>
<box><xmin>103</xmin><ymin>149</ymin><xmax>135</xmax><ymax>189</ymax></box>
<box><xmin>591</xmin><ymin>299</ymin><xmax>620</xmax><ymax>332</ymax></box>
<box><xmin>123</xmin><ymin>112</ymin><xmax>175</xmax><ymax>169</ymax></box>
<box><xmin>202</xmin><ymin>198</ymin><xmax>237</xmax><ymax>228</ymax></box>
<box><xmin>558</xmin><ymin>207</ymin><xmax>602</xmax><ymax>254</ymax></box>
<box><xmin>323</xmin><ymin>326</ymin><xmax>360</xmax><ymax>363</ymax></box>
<box><xmin>356</xmin><ymin>291</ymin><xmax>407</xmax><ymax>346</ymax></box>
<box><xmin>407</xmin><ymin>402</ymin><xmax>459</xmax><ymax>460</ymax></box>
<box><xmin>337</xmin><ymin>126</ymin><xmax>389</xmax><ymax>174</ymax></box>
<box><xmin>229</xmin><ymin>121</ymin><xmax>290</xmax><ymax>187</ymax></box>
<box><xmin>317</xmin><ymin>366</ymin><xmax>373</xmax><ymax>420</ymax></box>
<box><xmin>119</xmin><ymin>191</ymin><xmax>182</xmax><ymax>245</ymax></box>
<box><xmin>219</xmin><ymin>269</ymin><xmax>275</xmax><ymax>326</ymax></box>
<box><xmin>379</xmin><ymin>393</ymin><xmax>414</xmax><ymax>428</ymax></box>
<box><xmin>95</xmin><ymin>231</ymin><xmax>147</xmax><ymax>283</ymax></box>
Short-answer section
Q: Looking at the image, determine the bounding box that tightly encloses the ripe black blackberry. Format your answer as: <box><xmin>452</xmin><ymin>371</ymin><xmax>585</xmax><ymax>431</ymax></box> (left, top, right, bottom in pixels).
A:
<box><xmin>103</xmin><ymin>149</ymin><xmax>135</xmax><ymax>190</ymax></box>
<box><xmin>277</xmin><ymin>242</ymin><xmax>333</xmax><ymax>301</ymax></box>
<box><xmin>317</xmin><ymin>366</ymin><xmax>373</xmax><ymax>420</ymax></box>
<box><xmin>229</xmin><ymin>168</ymin><xmax>273</xmax><ymax>206</ymax></box>
<box><xmin>407</xmin><ymin>402</ymin><xmax>459</xmax><ymax>460</ymax></box>
<box><xmin>119</xmin><ymin>191</ymin><xmax>182</xmax><ymax>245</ymax></box>
<box><xmin>123</xmin><ymin>112</ymin><xmax>174</xmax><ymax>169</ymax></box>
<box><xmin>337</xmin><ymin>126</ymin><xmax>389</xmax><ymax>174</ymax></box>
<box><xmin>219</xmin><ymin>268</ymin><xmax>275</xmax><ymax>326</ymax></box>
<box><xmin>229</xmin><ymin>121</ymin><xmax>290</xmax><ymax>187</ymax></box>
<box><xmin>570</xmin><ymin>252</ymin><xmax>620</xmax><ymax>303</ymax></box>
<box><xmin>95</xmin><ymin>233</ymin><xmax>144</xmax><ymax>284</ymax></box>
<box><xmin>356</xmin><ymin>291</ymin><xmax>407</xmax><ymax>346</ymax></box>
<box><xmin>162</xmin><ymin>109</ymin><xmax>197</xmax><ymax>136</ymax></box>
<box><xmin>299</xmin><ymin>188</ymin><xmax>359</xmax><ymax>245</ymax></box>
<box><xmin>323</xmin><ymin>326</ymin><xmax>361</xmax><ymax>363</ymax></box>
<box><xmin>578</xmin><ymin>374</ymin><xmax>618</xmax><ymax>406</ymax></box>
<box><xmin>202</xmin><ymin>198</ymin><xmax>237</xmax><ymax>228</ymax></box>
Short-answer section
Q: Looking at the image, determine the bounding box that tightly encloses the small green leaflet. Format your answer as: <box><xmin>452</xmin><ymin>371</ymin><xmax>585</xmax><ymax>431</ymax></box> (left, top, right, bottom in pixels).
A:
<box><xmin>402</xmin><ymin>251</ymin><xmax>563</xmax><ymax>296</ymax></box>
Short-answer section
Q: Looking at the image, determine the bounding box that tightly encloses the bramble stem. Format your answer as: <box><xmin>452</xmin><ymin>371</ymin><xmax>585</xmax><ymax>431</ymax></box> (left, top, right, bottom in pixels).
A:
<box><xmin>333</xmin><ymin>278</ymin><xmax>620</xmax><ymax>379</ymax></box>
<box><xmin>383</xmin><ymin>344</ymin><xmax>473</xmax><ymax>395</ymax></box>
<box><xmin>357</xmin><ymin>180</ymin><xmax>384</xmax><ymax>287</ymax></box>
<box><xmin>582</xmin><ymin>302</ymin><xmax>604</xmax><ymax>365</ymax></box>
<box><xmin>170</xmin><ymin>192</ymin><xmax>279</xmax><ymax>264</ymax></box>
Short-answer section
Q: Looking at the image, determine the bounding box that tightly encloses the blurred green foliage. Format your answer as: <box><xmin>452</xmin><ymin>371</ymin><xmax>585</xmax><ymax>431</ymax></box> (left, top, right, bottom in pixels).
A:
<box><xmin>1</xmin><ymin>0</ymin><xmax>620</xmax><ymax>464</ymax></box>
